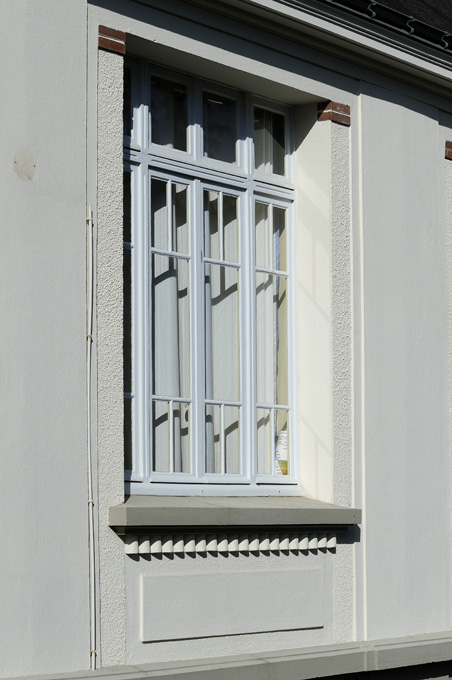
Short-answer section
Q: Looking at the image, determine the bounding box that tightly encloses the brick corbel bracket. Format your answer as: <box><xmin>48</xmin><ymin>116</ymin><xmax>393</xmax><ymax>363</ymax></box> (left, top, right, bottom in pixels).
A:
<box><xmin>445</xmin><ymin>141</ymin><xmax>452</xmax><ymax>160</ymax></box>
<box><xmin>98</xmin><ymin>25</ymin><xmax>126</xmax><ymax>54</ymax></box>
<box><xmin>317</xmin><ymin>101</ymin><xmax>350</xmax><ymax>126</ymax></box>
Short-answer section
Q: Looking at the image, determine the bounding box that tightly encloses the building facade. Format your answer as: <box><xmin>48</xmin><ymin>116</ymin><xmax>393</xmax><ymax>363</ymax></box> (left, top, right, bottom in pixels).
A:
<box><xmin>2</xmin><ymin>0</ymin><xmax>452</xmax><ymax>678</ymax></box>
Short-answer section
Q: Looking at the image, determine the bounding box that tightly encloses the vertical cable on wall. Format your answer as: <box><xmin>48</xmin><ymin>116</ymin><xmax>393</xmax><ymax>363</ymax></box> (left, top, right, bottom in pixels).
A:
<box><xmin>86</xmin><ymin>205</ymin><xmax>97</xmax><ymax>670</ymax></box>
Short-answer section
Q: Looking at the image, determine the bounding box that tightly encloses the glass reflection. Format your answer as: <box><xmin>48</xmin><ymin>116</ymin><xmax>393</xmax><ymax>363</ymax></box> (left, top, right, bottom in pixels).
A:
<box><xmin>203</xmin><ymin>91</ymin><xmax>236</xmax><ymax>163</ymax></box>
<box><xmin>151</xmin><ymin>76</ymin><xmax>187</xmax><ymax>150</ymax></box>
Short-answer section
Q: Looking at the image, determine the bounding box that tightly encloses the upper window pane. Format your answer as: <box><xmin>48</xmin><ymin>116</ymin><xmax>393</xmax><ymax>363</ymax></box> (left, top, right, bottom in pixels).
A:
<box><xmin>203</xmin><ymin>91</ymin><xmax>237</xmax><ymax>163</ymax></box>
<box><xmin>151</xmin><ymin>75</ymin><xmax>187</xmax><ymax>151</ymax></box>
<box><xmin>151</xmin><ymin>179</ymin><xmax>189</xmax><ymax>254</ymax></box>
<box><xmin>204</xmin><ymin>191</ymin><xmax>239</xmax><ymax>264</ymax></box>
<box><xmin>254</xmin><ymin>107</ymin><xmax>285</xmax><ymax>175</ymax></box>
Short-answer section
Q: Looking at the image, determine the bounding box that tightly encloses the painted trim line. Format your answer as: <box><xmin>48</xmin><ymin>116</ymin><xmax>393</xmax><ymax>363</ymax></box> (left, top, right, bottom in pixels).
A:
<box><xmin>108</xmin><ymin>495</ymin><xmax>361</xmax><ymax>532</ymax></box>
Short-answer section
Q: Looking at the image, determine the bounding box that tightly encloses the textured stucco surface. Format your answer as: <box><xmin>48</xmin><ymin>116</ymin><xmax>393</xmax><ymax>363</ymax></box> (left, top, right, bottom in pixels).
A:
<box><xmin>330</xmin><ymin>121</ymin><xmax>354</xmax><ymax>644</ymax></box>
<box><xmin>0</xmin><ymin>0</ymin><xmax>89</xmax><ymax>676</ymax></box>
<box><xmin>97</xmin><ymin>48</ymin><xmax>126</xmax><ymax>667</ymax></box>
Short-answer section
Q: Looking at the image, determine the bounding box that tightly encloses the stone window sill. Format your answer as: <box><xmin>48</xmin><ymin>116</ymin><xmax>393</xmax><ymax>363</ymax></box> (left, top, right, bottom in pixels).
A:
<box><xmin>109</xmin><ymin>495</ymin><xmax>361</xmax><ymax>533</ymax></box>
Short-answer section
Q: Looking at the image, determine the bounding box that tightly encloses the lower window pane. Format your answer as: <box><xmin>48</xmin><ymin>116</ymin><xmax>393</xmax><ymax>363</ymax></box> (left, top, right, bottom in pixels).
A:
<box><xmin>257</xmin><ymin>408</ymin><xmax>289</xmax><ymax>476</ymax></box>
<box><xmin>256</xmin><ymin>273</ymin><xmax>288</xmax><ymax>405</ymax></box>
<box><xmin>257</xmin><ymin>408</ymin><xmax>272</xmax><ymax>475</ymax></box>
<box><xmin>153</xmin><ymin>400</ymin><xmax>191</xmax><ymax>473</ymax></box>
<box><xmin>205</xmin><ymin>404</ymin><xmax>241</xmax><ymax>475</ymax></box>
<box><xmin>173</xmin><ymin>402</ymin><xmax>190</xmax><ymax>473</ymax></box>
<box><xmin>205</xmin><ymin>404</ymin><xmax>221</xmax><ymax>473</ymax></box>
<box><xmin>205</xmin><ymin>264</ymin><xmax>240</xmax><ymax>402</ymax></box>
<box><xmin>224</xmin><ymin>406</ymin><xmax>240</xmax><ymax>474</ymax></box>
<box><xmin>275</xmin><ymin>410</ymin><xmax>289</xmax><ymax>476</ymax></box>
<box><xmin>153</xmin><ymin>255</ymin><xmax>190</xmax><ymax>398</ymax></box>
<box><xmin>153</xmin><ymin>400</ymin><xmax>170</xmax><ymax>472</ymax></box>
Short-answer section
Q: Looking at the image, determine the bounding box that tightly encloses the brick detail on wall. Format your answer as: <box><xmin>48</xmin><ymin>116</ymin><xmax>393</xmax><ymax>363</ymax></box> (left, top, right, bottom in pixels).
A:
<box><xmin>98</xmin><ymin>25</ymin><xmax>126</xmax><ymax>55</ymax></box>
<box><xmin>445</xmin><ymin>141</ymin><xmax>452</xmax><ymax>160</ymax></box>
<box><xmin>317</xmin><ymin>101</ymin><xmax>351</xmax><ymax>126</ymax></box>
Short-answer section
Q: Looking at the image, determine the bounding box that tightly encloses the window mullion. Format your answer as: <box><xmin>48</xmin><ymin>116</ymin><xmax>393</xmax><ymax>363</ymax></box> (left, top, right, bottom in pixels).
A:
<box><xmin>192</xmin><ymin>178</ymin><xmax>204</xmax><ymax>481</ymax></box>
<box><xmin>134</xmin><ymin>162</ymin><xmax>149</xmax><ymax>483</ymax></box>
<box><xmin>167</xmin><ymin>181</ymin><xmax>173</xmax><ymax>252</ymax></box>
<box><xmin>247</xmin><ymin>189</ymin><xmax>257</xmax><ymax>484</ymax></box>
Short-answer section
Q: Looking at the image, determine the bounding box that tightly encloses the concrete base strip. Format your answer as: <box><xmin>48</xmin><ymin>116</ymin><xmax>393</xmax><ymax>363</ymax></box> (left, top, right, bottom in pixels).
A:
<box><xmin>5</xmin><ymin>631</ymin><xmax>452</xmax><ymax>680</ymax></box>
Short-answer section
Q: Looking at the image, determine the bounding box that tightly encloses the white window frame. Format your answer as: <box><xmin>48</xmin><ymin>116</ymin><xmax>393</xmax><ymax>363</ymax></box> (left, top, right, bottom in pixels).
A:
<box><xmin>124</xmin><ymin>60</ymin><xmax>298</xmax><ymax>495</ymax></box>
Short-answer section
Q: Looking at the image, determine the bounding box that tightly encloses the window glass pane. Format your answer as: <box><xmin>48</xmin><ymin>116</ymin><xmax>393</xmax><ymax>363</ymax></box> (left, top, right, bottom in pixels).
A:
<box><xmin>256</xmin><ymin>272</ymin><xmax>274</xmax><ymax>404</ymax></box>
<box><xmin>205</xmin><ymin>404</ymin><xmax>221</xmax><ymax>473</ymax></box>
<box><xmin>223</xmin><ymin>194</ymin><xmax>238</xmax><ymax>264</ymax></box>
<box><xmin>203</xmin><ymin>91</ymin><xmax>236</xmax><ymax>163</ymax></box>
<box><xmin>172</xmin><ymin>183</ymin><xmax>189</xmax><ymax>254</ymax></box>
<box><xmin>255</xmin><ymin>202</ymin><xmax>270</xmax><ymax>269</ymax></box>
<box><xmin>123</xmin><ymin>170</ymin><xmax>132</xmax><ymax>471</ymax></box>
<box><xmin>151</xmin><ymin>76</ymin><xmax>187</xmax><ymax>151</ymax></box>
<box><xmin>257</xmin><ymin>408</ymin><xmax>272</xmax><ymax>475</ymax></box>
<box><xmin>276</xmin><ymin>275</ymin><xmax>289</xmax><ymax>406</ymax></box>
<box><xmin>123</xmin><ymin>65</ymin><xmax>132</xmax><ymax>137</ymax></box>
<box><xmin>151</xmin><ymin>179</ymin><xmax>168</xmax><ymax>250</ymax></box>
<box><xmin>275</xmin><ymin>410</ymin><xmax>289</xmax><ymax>476</ymax></box>
<box><xmin>174</xmin><ymin>402</ymin><xmax>190</xmax><ymax>473</ymax></box>
<box><xmin>123</xmin><ymin>172</ymin><xmax>132</xmax><ymax>396</ymax></box>
<box><xmin>124</xmin><ymin>398</ymin><xmax>132</xmax><ymax>471</ymax></box>
<box><xmin>204</xmin><ymin>191</ymin><xmax>239</xmax><ymax>263</ymax></box>
<box><xmin>205</xmin><ymin>405</ymin><xmax>241</xmax><ymax>475</ymax></box>
<box><xmin>273</xmin><ymin>207</ymin><xmax>287</xmax><ymax>272</ymax></box>
<box><xmin>152</xmin><ymin>255</ymin><xmax>190</xmax><ymax>398</ymax></box>
<box><xmin>256</xmin><ymin>273</ymin><xmax>288</xmax><ymax>405</ymax></box>
<box><xmin>205</xmin><ymin>264</ymin><xmax>240</xmax><ymax>402</ymax></box>
<box><xmin>123</xmin><ymin>171</ymin><xmax>131</xmax><ymax>243</ymax></box>
<box><xmin>204</xmin><ymin>191</ymin><xmax>220</xmax><ymax>260</ymax></box>
<box><xmin>124</xmin><ymin>248</ymin><xmax>132</xmax><ymax>394</ymax></box>
<box><xmin>254</xmin><ymin>107</ymin><xmax>285</xmax><ymax>175</ymax></box>
<box><xmin>153</xmin><ymin>400</ymin><xmax>170</xmax><ymax>472</ymax></box>
<box><xmin>224</xmin><ymin>406</ymin><xmax>240</xmax><ymax>474</ymax></box>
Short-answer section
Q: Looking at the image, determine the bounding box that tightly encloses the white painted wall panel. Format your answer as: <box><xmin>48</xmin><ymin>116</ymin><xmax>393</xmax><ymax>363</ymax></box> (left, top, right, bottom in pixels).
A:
<box><xmin>141</xmin><ymin>568</ymin><xmax>324</xmax><ymax>641</ymax></box>
<box><xmin>360</xmin><ymin>84</ymin><xmax>450</xmax><ymax>639</ymax></box>
<box><xmin>0</xmin><ymin>1</ymin><xmax>89</xmax><ymax>676</ymax></box>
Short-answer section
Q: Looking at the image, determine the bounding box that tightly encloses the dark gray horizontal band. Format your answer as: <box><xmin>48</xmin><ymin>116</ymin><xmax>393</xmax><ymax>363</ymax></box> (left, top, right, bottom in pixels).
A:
<box><xmin>109</xmin><ymin>495</ymin><xmax>361</xmax><ymax>531</ymax></box>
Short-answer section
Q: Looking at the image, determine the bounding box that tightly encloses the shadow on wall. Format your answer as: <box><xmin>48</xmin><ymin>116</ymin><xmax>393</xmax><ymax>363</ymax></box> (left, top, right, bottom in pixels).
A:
<box><xmin>321</xmin><ymin>660</ymin><xmax>452</xmax><ymax>679</ymax></box>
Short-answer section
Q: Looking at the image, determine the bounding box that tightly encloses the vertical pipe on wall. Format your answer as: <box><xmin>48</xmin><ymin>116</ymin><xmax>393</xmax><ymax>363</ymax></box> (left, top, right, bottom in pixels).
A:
<box><xmin>86</xmin><ymin>206</ymin><xmax>97</xmax><ymax>670</ymax></box>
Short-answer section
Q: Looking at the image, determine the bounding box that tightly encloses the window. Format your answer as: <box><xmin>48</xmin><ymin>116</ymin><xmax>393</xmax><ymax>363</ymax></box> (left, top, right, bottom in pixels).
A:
<box><xmin>124</xmin><ymin>62</ymin><xmax>297</xmax><ymax>494</ymax></box>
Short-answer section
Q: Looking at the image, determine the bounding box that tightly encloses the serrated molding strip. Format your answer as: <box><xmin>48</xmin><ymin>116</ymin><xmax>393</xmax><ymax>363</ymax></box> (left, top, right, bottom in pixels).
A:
<box><xmin>123</xmin><ymin>531</ymin><xmax>338</xmax><ymax>556</ymax></box>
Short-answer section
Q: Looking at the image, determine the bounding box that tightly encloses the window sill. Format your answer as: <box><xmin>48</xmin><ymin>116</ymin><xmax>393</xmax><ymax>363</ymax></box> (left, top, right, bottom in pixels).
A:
<box><xmin>109</xmin><ymin>495</ymin><xmax>361</xmax><ymax>533</ymax></box>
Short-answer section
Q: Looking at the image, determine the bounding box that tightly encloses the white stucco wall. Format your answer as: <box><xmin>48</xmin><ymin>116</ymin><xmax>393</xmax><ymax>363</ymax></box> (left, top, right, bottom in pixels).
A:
<box><xmin>3</xmin><ymin>0</ymin><xmax>452</xmax><ymax>676</ymax></box>
<box><xmin>96</xmin><ymin>47</ymin><xmax>127</xmax><ymax>668</ymax></box>
<box><xmin>0</xmin><ymin>1</ymin><xmax>89</xmax><ymax>676</ymax></box>
<box><xmin>359</xmin><ymin>85</ymin><xmax>450</xmax><ymax>639</ymax></box>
